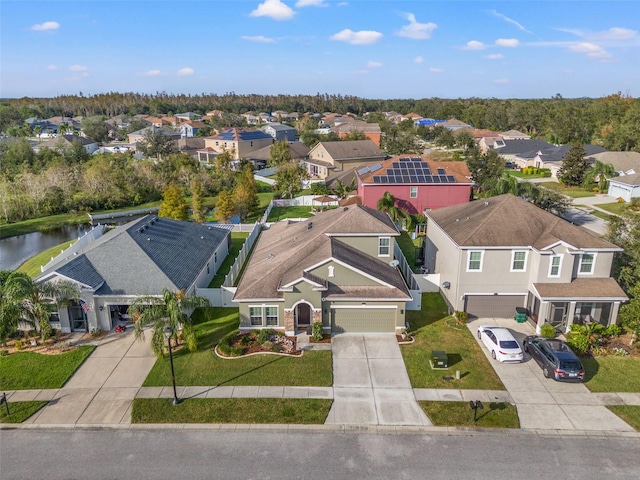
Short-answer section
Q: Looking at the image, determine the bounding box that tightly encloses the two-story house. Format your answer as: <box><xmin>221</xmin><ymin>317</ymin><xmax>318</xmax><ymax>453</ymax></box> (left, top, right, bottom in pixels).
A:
<box><xmin>261</xmin><ymin>122</ymin><xmax>297</xmax><ymax>142</ymax></box>
<box><xmin>356</xmin><ymin>156</ymin><xmax>473</xmax><ymax>215</ymax></box>
<box><xmin>424</xmin><ymin>194</ymin><xmax>627</xmax><ymax>332</ymax></box>
<box><xmin>233</xmin><ymin>205</ymin><xmax>412</xmax><ymax>335</ymax></box>
<box><xmin>202</xmin><ymin>127</ymin><xmax>273</xmax><ymax>160</ymax></box>
<box><xmin>305</xmin><ymin>140</ymin><xmax>386</xmax><ymax>180</ymax></box>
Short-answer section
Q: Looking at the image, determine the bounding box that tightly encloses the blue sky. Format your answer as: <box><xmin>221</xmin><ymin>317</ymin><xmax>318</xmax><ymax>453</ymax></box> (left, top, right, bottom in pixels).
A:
<box><xmin>1</xmin><ymin>0</ymin><xmax>639</xmax><ymax>99</ymax></box>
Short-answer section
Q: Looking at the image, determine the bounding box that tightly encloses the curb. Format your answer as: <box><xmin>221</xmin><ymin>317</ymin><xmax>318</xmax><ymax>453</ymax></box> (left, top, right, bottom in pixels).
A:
<box><xmin>2</xmin><ymin>422</ymin><xmax>639</xmax><ymax>438</ymax></box>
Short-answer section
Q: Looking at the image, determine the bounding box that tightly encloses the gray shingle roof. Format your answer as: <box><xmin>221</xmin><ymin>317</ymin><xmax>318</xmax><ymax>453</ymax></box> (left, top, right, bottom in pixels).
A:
<box><xmin>609</xmin><ymin>172</ymin><xmax>640</xmax><ymax>186</ymax></box>
<box><xmin>39</xmin><ymin>216</ymin><xmax>229</xmax><ymax>295</ymax></box>
<box><xmin>426</xmin><ymin>194</ymin><xmax>619</xmax><ymax>250</ymax></box>
<box><xmin>317</xmin><ymin>140</ymin><xmax>385</xmax><ymax>161</ymax></box>
<box><xmin>496</xmin><ymin>139</ymin><xmax>555</xmax><ymax>155</ymax></box>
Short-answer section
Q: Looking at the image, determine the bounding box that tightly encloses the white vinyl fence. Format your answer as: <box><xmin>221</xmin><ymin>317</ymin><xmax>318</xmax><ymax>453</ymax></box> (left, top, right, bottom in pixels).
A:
<box><xmin>41</xmin><ymin>225</ymin><xmax>106</xmax><ymax>272</ymax></box>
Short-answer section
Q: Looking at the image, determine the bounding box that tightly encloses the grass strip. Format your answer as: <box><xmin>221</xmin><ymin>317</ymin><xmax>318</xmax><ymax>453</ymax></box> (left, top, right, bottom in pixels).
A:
<box><xmin>606</xmin><ymin>406</ymin><xmax>640</xmax><ymax>431</ymax></box>
<box><xmin>17</xmin><ymin>241</ymin><xmax>76</xmax><ymax>277</ymax></box>
<box><xmin>0</xmin><ymin>346</ymin><xmax>95</xmax><ymax>390</ymax></box>
<box><xmin>582</xmin><ymin>356</ymin><xmax>640</xmax><ymax>393</ymax></box>
<box><xmin>402</xmin><ymin>293</ymin><xmax>505</xmax><ymax>390</ymax></box>
<box><xmin>131</xmin><ymin>398</ymin><xmax>332</xmax><ymax>424</ymax></box>
<box><xmin>419</xmin><ymin>401</ymin><xmax>520</xmax><ymax>428</ymax></box>
<box><xmin>266</xmin><ymin>206</ymin><xmax>314</xmax><ymax>222</ymax></box>
<box><xmin>0</xmin><ymin>401</ymin><xmax>48</xmax><ymax>424</ymax></box>
<box><xmin>208</xmin><ymin>232</ymin><xmax>250</xmax><ymax>287</ymax></box>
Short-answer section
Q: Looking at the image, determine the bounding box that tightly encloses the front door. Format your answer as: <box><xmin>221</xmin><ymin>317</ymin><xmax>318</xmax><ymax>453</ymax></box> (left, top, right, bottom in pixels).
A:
<box><xmin>69</xmin><ymin>304</ymin><xmax>88</xmax><ymax>332</ymax></box>
<box><xmin>296</xmin><ymin>303</ymin><xmax>311</xmax><ymax>328</ymax></box>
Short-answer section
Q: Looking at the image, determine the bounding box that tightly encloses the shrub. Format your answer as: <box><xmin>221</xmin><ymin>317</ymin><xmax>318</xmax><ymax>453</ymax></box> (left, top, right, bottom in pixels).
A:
<box><xmin>257</xmin><ymin>329</ymin><xmax>271</xmax><ymax>344</ymax></box>
<box><xmin>540</xmin><ymin>323</ymin><xmax>556</xmax><ymax>339</ymax></box>
<box><xmin>217</xmin><ymin>329</ymin><xmax>243</xmax><ymax>357</ymax></box>
<box><xmin>453</xmin><ymin>311</ymin><xmax>468</xmax><ymax>324</ymax></box>
<box><xmin>0</xmin><ymin>350</ymin><xmax>8</xmax><ymax>357</ymax></box>
<box><xmin>312</xmin><ymin>322</ymin><xmax>323</xmax><ymax>341</ymax></box>
<box><xmin>271</xmin><ymin>343</ymin><xmax>282</xmax><ymax>353</ymax></box>
<box><xmin>262</xmin><ymin>341</ymin><xmax>273</xmax><ymax>350</ymax></box>
<box><xmin>90</xmin><ymin>328</ymin><xmax>103</xmax><ymax>338</ymax></box>
<box><xmin>240</xmin><ymin>335</ymin><xmax>251</xmax><ymax>345</ymax></box>
<box><xmin>14</xmin><ymin>339</ymin><xmax>24</xmax><ymax>351</ymax></box>
<box><xmin>605</xmin><ymin>324</ymin><xmax>622</xmax><ymax>337</ymax></box>
<box><xmin>566</xmin><ymin>331</ymin><xmax>589</xmax><ymax>355</ymax></box>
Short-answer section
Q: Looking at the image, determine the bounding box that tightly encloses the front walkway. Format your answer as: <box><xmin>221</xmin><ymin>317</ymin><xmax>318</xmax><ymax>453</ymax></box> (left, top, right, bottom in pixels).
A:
<box><xmin>467</xmin><ymin>317</ymin><xmax>636</xmax><ymax>432</ymax></box>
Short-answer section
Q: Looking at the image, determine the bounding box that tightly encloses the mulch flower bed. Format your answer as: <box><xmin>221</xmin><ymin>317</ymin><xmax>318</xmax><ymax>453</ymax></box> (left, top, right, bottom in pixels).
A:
<box><xmin>225</xmin><ymin>331</ymin><xmax>302</xmax><ymax>357</ymax></box>
<box><xmin>310</xmin><ymin>334</ymin><xmax>332</xmax><ymax>344</ymax></box>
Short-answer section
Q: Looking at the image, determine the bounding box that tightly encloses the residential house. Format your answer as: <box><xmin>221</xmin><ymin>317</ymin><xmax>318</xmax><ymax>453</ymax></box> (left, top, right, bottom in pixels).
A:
<box><xmin>493</xmin><ymin>139</ymin><xmax>556</xmax><ymax>165</ymax></box>
<box><xmin>261</xmin><ymin>123</ymin><xmax>297</xmax><ymax>142</ymax></box>
<box><xmin>233</xmin><ymin>205</ymin><xmax>412</xmax><ymax>334</ymax></box>
<box><xmin>527</xmin><ymin>145</ymin><xmax>608</xmax><ymax>178</ymax></box>
<box><xmin>356</xmin><ymin>156</ymin><xmax>473</xmax><ymax>215</ymax></box>
<box><xmin>439</xmin><ymin>119</ymin><xmax>473</xmax><ymax>131</ymax></box>
<box><xmin>144</xmin><ymin>116</ymin><xmax>165</xmax><ymax>128</ymax></box>
<box><xmin>333</xmin><ymin>120</ymin><xmax>382</xmax><ymax>147</ymax></box>
<box><xmin>175</xmin><ymin>112</ymin><xmax>202</xmax><ymax>121</ymax></box>
<box><xmin>179</xmin><ymin>120</ymin><xmax>207</xmax><ymax>138</ymax></box>
<box><xmin>37</xmin><ymin>216</ymin><xmax>231</xmax><ymax>333</ymax></box>
<box><xmin>423</xmin><ymin>194</ymin><xmax>627</xmax><ymax>332</ymax></box>
<box><xmin>34</xmin><ymin>134</ymin><xmax>99</xmax><ymax>154</ymax></box>
<box><xmin>245</xmin><ymin>142</ymin><xmax>310</xmax><ymax>168</ymax></box>
<box><xmin>589</xmin><ymin>151</ymin><xmax>640</xmax><ymax>176</ymax></box>
<box><xmin>176</xmin><ymin>137</ymin><xmax>206</xmax><ymax>159</ymax></box>
<box><xmin>127</xmin><ymin>126</ymin><xmax>181</xmax><ymax>145</ymax></box>
<box><xmin>305</xmin><ymin>140</ymin><xmax>386</xmax><ymax>180</ymax></box>
<box><xmin>202</xmin><ymin>127</ymin><xmax>274</xmax><ymax>160</ymax></box>
<box><xmin>607</xmin><ymin>173</ymin><xmax>640</xmax><ymax>202</ymax></box>
<box><xmin>500</xmin><ymin>130</ymin><xmax>531</xmax><ymax>140</ymax></box>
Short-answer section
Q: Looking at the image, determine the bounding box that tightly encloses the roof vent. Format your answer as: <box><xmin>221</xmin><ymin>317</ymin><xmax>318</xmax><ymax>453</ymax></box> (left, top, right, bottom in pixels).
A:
<box><xmin>147</xmin><ymin>238</ymin><xmax>151</xmax><ymax>241</ymax></box>
<box><xmin>267</xmin><ymin>253</ymin><xmax>275</xmax><ymax>259</ymax></box>
<box><xmin>455</xmin><ymin>218</ymin><xmax>459</xmax><ymax>222</ymax></box>
<box><xmin>484</xmin><ymin>201</ymin><xmax>489</xmax><ymax>206</ymax></box>
<box><xmin>307</xmin><ymin>222</ymin><xmax>313</xmax><ymax>230</ymax></box>
<box><xmin>343</xmin><ymin>207</ymin><xmax>348</xmax><ymax>211</ymax></box>
<box><xmin>201</xmin><ymin>236</ymin><xmax>204</xmax><ymax>240</ymax></box>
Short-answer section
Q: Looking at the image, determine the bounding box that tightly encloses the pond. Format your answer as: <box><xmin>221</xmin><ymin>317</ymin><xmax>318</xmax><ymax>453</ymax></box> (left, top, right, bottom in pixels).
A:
<box><xmin>0</xmin><ymin>224</ymin><xmax>92</xmax><ymax>271</ymax></box>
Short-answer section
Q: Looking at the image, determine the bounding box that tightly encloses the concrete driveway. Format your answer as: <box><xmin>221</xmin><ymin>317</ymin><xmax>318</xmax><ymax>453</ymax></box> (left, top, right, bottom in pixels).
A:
<box><xmin>468</xmin><ymin>317</ymin><xmax>634</xmax><ymax>431</ymax></box>
<box><xmin>21</xmin><ymin>328</ymin><xmax>156</xmax><ymax>425</ymax></box>
<box><xmin>325</xmin><ymin>333</ymin><xmax>431</xmax><ymax>426</ymax></box>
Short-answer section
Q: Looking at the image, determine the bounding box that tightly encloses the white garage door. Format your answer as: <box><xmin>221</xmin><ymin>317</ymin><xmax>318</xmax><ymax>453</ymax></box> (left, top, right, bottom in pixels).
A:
<box><xmin>608</xmin><ymin>184</ymin><xmax>630</xmax><ymax>202</ymax></box>
<box><xmin>331</xmin><ymin>308</ymin><xmax>396</xmax><ymax>333</ymax></box>
<box><xmin>465</xmin><ymin>295</ymin><xmax>525</xmax><ymax>319</ymax></box>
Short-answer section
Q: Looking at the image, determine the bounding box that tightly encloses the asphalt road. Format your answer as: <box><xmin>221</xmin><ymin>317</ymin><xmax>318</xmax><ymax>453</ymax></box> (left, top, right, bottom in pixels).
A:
<box><xmin>1</xmin><ymin>429</ymin><xmax>639</xmax><ymax>479</ymax></box>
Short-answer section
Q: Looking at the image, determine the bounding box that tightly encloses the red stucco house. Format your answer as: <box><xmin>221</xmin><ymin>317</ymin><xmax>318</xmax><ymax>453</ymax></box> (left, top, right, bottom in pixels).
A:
<box><xmin>356</xmin><ymin>156</ymin><xmax>473</xmax><ymax>215</ymax></box>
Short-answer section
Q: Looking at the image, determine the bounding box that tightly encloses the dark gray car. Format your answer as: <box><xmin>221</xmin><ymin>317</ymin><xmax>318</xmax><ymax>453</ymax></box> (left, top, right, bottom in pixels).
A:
<box><xmin>523</xmin><ymin>336</ymin><xmax>585</xmax><ymax>382</ymax></box>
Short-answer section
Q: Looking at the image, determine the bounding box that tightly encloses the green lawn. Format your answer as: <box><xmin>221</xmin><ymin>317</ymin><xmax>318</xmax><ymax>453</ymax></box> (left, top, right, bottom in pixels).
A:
<box><xmin>0</xmin><ymin>401</ymin><xmax>48</xmax><ymax>424</ymax></box>
<box><xmin>402</xmin><ymin>293</ymin><xmax>505</xmax><ymax>390</ymax></box>
<box><xmin>606</xmin><ymin>406</ymin><xmax>640</xmax><ymax>431</ymax></box>
<box><xmin>0</xmin><ymin>346</ymin><xmax>95</xmax><ymax>390</ymax></box>
<box><xmin>538</xmin><ymin>182</ymin><xmax>595</xmax><ymax>198</ymax></box>
<box><xmin>142</xmin><ymin>308</ymin><xmax>333</xmax><ymax>387</ymax></box>
<box><xmin>594</xmin><ymin>202</ymin><xmax>630</xmax><ymax>216</ymax></box>
<box><xmin>419</xmin><ymin>401</ymin><xmax>520</xmax><ymax>428</ymax></box>
<box><xmin>0</xmin><ymin>212</ymin><xmax>89</xmax><ymax>240</ymax></box>
<box><xmin>17</xmin><ymin>241</ymin><xmax>75</xmax><ymax>277</ymax></box>
<box><xmin>131</xmin><ymin>398</ymin><xmax>332</xmax><ymax>424</ymax></box>
<box><xmin>208</xmin><ymin>232</ymin><xmax>250</xmax><ymax>288</ymax></box>
<box><xmin>397</xmin><ymin>231</ymin><xmax>422</xmax><ymax>273</ymax></box>
<box><xmin>586</xmin><ymin>209</ymin><xmax>613</xmax><ymax>221</ymax></box>
<box><xmin>266</xmin><ymin>206</ymin><xmax>314</xmax><ymax>222</ymax></box>
<box><xmin>244</xmin><ymin>191</ymin><xmax>276</xmax><ymax>223</ymax></box>
<box><xmin>582</xmin><ymin>356</ymin><xmax>640</xmax><ymax>393</ymax></box>
<box><xmin>507</xmin><ymin>171</ymin><xmax>547</xmax><ymax>179</ymax></box>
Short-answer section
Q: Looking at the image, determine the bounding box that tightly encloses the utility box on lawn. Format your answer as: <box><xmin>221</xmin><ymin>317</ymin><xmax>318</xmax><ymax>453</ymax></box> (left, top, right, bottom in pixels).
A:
<box><xmin>430</xmin><ymin>350</ymin><xmax>448</xmax><ymax>369</ymax></box>
<box><xmin>514</xmin><ymin>307</ymin><xmax>527</xmax><ymax>323</ymax></box>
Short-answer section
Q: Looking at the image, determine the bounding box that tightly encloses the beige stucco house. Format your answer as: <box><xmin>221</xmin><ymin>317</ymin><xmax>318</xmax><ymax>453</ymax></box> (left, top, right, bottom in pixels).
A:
<box><xmin>424</xmin><ymin>194</ymin><xmax>627</xmax><ymax>333</ymax></box>
<box><xmin>233</xmin><ymin>205</ymin><xmax>412</xmax><ymax>334</ymax></box>
<box><xmin>202</xmin><ymin>127</ymin><xmax>273</xmax><ymax>160</ymax></box>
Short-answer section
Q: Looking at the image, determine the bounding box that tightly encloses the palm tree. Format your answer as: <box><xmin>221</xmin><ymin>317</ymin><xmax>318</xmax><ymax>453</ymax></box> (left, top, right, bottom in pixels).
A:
<box><xmin>582</xmin><ymin>161</ymin><xmax>617</xmax><ymax>192</ymax></box>
<box><xmin>377</xmin><ymin>191</ymin><xmax>411</xmax><ymax>226</ymax></box>
<box><xmin>1</xmin><ymin>272</ymin><xmax>80</xmax><ymax>341</ymax></box>
<box><xmin>129</xmin><ymin>289</ymin><xmax>210</xmax><ymax>357</ymax></box>
<box><xmin>331</xmin><ymin>179</ymin><xmax>356</xmax><ymax>199</ymax></box>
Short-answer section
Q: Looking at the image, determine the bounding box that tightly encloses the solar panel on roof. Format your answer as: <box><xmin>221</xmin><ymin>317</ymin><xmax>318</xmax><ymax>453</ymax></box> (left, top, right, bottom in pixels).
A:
<box><xmin>424</xmin><ymin>176</ymin><xmax>433</xmax><ymax>183</ymax></box>
<box><xmin>399</xmin><ymin>157</ymin><xmax>410</xmax><ymax>161</ymax></box>
<box><xmin>439</xmin><ymin>175</ymin><xmax>448</xmax><ymax>182</ymax></box>
<box><xmin>446</xmin><ymin>175</ymin><xmax>455</xmax><ymax>182</ymax></box>
<box><xmin>358</xmin><ymin>166</ymin><xmax>370</xmax><ymax>175</ymax></box>
<box><xmin>417</xmin><ymin>175</ymin><xmax>425</xmax><ymax>182</ymax></box>
<box><xmin>370</xmin><ymin>163</ymin><xmax>383</xmax><ymax>173</ymax></box>
<box><xmin>380</xmin><ymin>177</ymin><xmax>388</xmax><ymax>183</ymax></box>
<box><xmin>410</xmin><ymin>175</ymin><xmax>418</xmax><ymax>182</ymax></box>
<box><xmin>392</xmin><ymin>162</ymin><xmax>400</xmax><ymax>169</ymax></box>
<box><xmin>433</xmin><ymin>176</ymin><xmax>441</xmax><ymax>183</ymax></box>
<box><xmin>402</xmin><ymin>175</ymin><xmax>410</xmax><ymax>183</ymax></box>
<box><xmin>411</xmin><ymin>157</ymin><xmax>422</xmax><ymax>162</ymax></box>
<box><xmin>437</xmin><ymin>168</ymin><xmax>446</xmax><ymax>175</ymax></box>
<box><xmin>373</xmin><ymin>175</ymin><xmax>382</xmax><ymax>183</ymax></box>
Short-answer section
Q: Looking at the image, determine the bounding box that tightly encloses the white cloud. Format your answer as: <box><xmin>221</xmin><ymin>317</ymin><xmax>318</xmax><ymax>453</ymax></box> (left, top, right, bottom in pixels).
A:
<box><xmin>46</xmin><ymin>65</ymin><xmax>58</xmax><ymax>70</ymax></box>
<box><xmin>396</xmin><ymin>13</ymin><xmax>437</xmax><ymax>40</ymax></box>
<box><xmin>414</xmin><ymin>56</ymin><xmax>424</xmax><ymax>64</ymax></box>
<box><xmin>591</xmin><ymin>27</ymin><xmax>637</xmax><ymax>41</ymax></box>
<box><xmin>367</xmin><ymin>60</ymin><xmax>382</xmax><ymax>68</ymax></box>
<box><xmin>489</xmin><ymin>10</ymin><xmax>530</xmax><ymax>33</ymax></box>
<box><xmin>69</xmin><ymin>65</ymin><xmax>87</xmax><ymax>72</ymax></box>
<box><xmin>139</xmin><ymin>70</ymin><xmax>162</xmax><ymax>76</ymax></box>
<box><xmin>493</xmin><ymin>78</ymin><xmax>510</xmax><ymax>84</ymax></box>
<box><xmin>241</xmin><ymin>35</ymin><xmax>276</xmax><ymax>43</ymax></box>
<box><xmin>177</xmin><ymin>67</ymin><xmax>195</xmax><ymax>76</ymax></box>
<box><xmin>569</xmin><ymin>42</ymin><xmax>611</xmax><ymax>59</ymax></box>
<box><xmin>484</xmin><ymin>54</ymin><xmax>504</xmax><ymax>60</ymax></box>
<box><xmin>430</xmin><ymin>67</ymin><xmax>444</xmax><ymax>73</ymax></box>
<box><xmin>330</xmin><ymin>29</ymin><xmax>383</xmax><ymax>45</ymax></box>
<box><xmin>463</xmin><ymin>40</ymin><xmax>486</xmax><ymax>50</ymax></box>
<box><xmin>295</xmin><ymin>0</ymin><xmax>328</xmax><ymax>7</ymax></box>
<box><xmin>31</xmin><ymin>21</ymin><xmax>60</xmax><ymax>31</ymax></box>
<box><xmin>495</xmin><ymin>38</ymin><xmax>519</xmax><ymax>47</ymax></box>
<box><xmin>250</xmin><ymin>0</ymin><xmax>295</xmax><ymax>21</ymax></box>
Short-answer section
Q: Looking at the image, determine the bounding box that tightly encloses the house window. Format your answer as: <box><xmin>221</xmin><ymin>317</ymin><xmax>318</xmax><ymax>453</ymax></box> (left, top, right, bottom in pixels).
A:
<box><xmin>378</xmin><ymin>237</ymin><xmax>390</xmax><ymax>256</ymax></box>
<box><xmin>410</xmin><ymin>186</ymin><xmax>418</xmax><ymax>198</ymax></box>
<box><xmin>549</xmin><ymin>255</ymin><xmax>562</xmax><ymax>277</ymax></box>
<box><xmin>511</xmin><ymin>251</ymin><xmax>527</xmax><ymax>272</ymax></box>
<box><xmin>265</xmin><ymin>306</ymin><xmax>278</xmax><ymax>326</ymax></box>
<box><xmin>249</xmin><ymin>306</ymin><xmax>263</xmax><ymax>326</ymax></box>
<box><xmin>579</xmin><ymin>253</ymin><xmax>595</xmax><ymax>274</ymax></box>
<box><xmin>467</xmin><ymin>251</ymin><xmax>483</xmax><ymax>271</ymax></box>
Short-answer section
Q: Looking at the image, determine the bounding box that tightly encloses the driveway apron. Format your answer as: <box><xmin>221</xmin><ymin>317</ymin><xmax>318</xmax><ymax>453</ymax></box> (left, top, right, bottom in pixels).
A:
<box><xmin>325</xmin><ymin>333</ymin><xmax>432</xmax><ymax>426</ymax></box>
<box><xmin>468</xmin><ymin>318</ymin><xmax>634</xmax><ymax>432</ymax></box>
<box><xmin>24</xmin><ymin>329</ymin><xmax>156</xmax><ymax>426</ymax></box>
